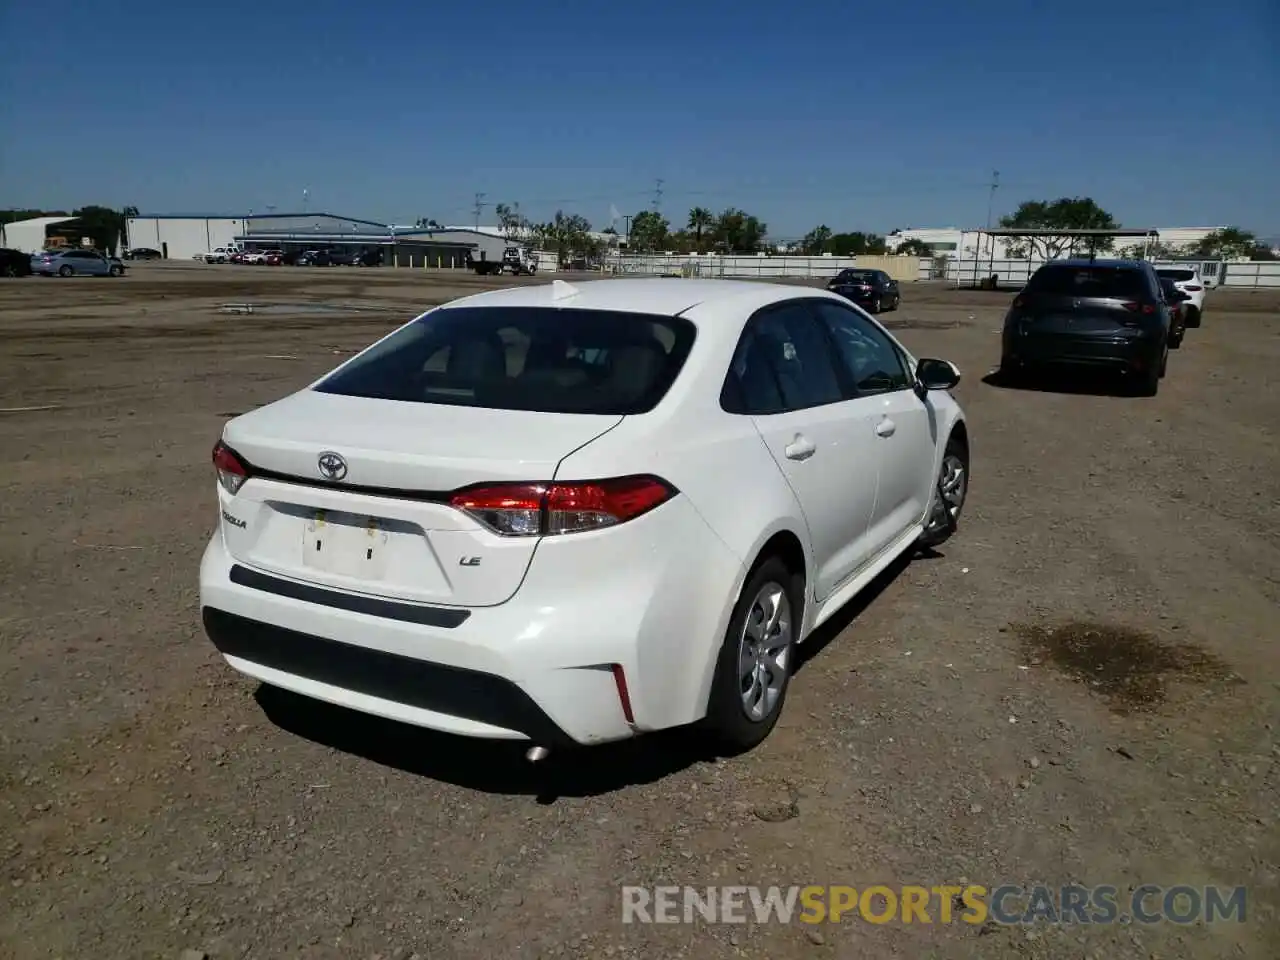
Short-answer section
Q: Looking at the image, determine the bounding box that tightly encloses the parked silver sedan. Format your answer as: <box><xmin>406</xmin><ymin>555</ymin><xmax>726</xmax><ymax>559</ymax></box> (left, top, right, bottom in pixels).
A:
<box><xmin>31</xmin><ymin>250</ymin><xmax>126</xmax><ymax>277</ymax></box>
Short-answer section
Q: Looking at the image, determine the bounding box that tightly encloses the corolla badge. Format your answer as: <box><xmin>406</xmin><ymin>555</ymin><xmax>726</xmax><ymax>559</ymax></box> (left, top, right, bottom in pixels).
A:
<box><xmin>317</xmin><ymin>451</ymin><xmax>348</xmax><ymax>481</ymax></box>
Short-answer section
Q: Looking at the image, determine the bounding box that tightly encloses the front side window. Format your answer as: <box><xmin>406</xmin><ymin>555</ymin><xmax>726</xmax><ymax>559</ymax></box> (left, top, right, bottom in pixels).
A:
<box><xmin>315</xmin><ymin>306</ymin><xmax>695</xmax><ymax>415</ymax></box>
<box><xmin>813</xmin><ymin>301</ymin><xmax>913</xmax><ymax>396</ymax></box>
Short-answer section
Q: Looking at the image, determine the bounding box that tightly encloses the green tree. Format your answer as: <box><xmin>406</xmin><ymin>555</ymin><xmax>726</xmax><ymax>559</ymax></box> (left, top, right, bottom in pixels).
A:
<box><xmin>628</xmin><ymin>210</ymin><xmax>670</xmax><ymax>252</ymax></box>
<box><xmin>828</xmin><ymin>232</ymin><xmax>887</xmax><ymax>256</ymax></box>
<box><xmin>71</xmin><ymin>205</ymin><xmax>127</xmax><ymax>254</ymax></box>
<box><xmin>801</xmin><ymin>225</ymin><xmax>833</xmax><ymax>255</ymax></box>
<box><xmin>494</xmin><ymin>203</ymin><xmax>529</xmax><ymax>242</ymax></box>
<box><xmin>687</xmin><ymin>207</ymin><xmax>714</xmax><ymax>250</ymax></box>
<box><xmin>1192</xmin><ymin>227</ymin><xmax>1265</xmax><ymax>260</ymax></box>
<box><xmin>894</xmin><ymin>238</ymin><xmax>934</xmax><ymax>257</ymax></box>
<box><xmin>712</xmin><ymin>208</ymin><xmax>767</xmax><ymax>253</ymax></box>
<box><xmin>414</xmin><ymin>217</ymin><xmax>441</xmax><ymax>229</ymax></box>
<box><xmin>535</xmin><ymin>211</ymin><xmax>594</xmax><ymax>266</ymax></box>
<box><xmin>998</xmin><ymin>197</ymin><xmax>1118</xmax><ymax>260</ymax></box>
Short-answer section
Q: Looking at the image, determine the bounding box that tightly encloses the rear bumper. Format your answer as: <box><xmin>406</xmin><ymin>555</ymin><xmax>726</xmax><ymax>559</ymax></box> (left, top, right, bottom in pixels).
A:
<box><xmin>198</xmin><ymin>496</ymin><xmax>743</xmax><ymax>746</ymax></box>
<box><xmin>1003</xmin><ymin>331</ymin><xmax>1161</xmax><ymax>369</ymax></box>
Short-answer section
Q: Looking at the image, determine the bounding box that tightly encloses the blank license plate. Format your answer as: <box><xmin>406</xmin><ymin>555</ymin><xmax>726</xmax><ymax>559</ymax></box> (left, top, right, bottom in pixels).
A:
<box><xmin>302</xmin><ymin>510</ymin><xmax>391</xmax><ymax>580</ymax></box>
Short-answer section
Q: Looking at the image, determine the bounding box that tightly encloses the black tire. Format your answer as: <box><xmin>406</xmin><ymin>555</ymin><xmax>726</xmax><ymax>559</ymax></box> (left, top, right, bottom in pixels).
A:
<box><xmin>1131</xmin><ymin>349</ymin><xmax>1162</xmax><ymax>397</ymax></box>
<box><xmin>1</xmin><ymin>264</ymin><xmax>16</xmax><ymax>278</ymax></box>
<box><xmin>109</xmin><ymin>265</ymin><xmax>123</xmax><ymax>277</ymax></box>
<box><xmin>1186</xmin><ymin>306</ymin><xmax>1201</xmax><ymax>328</ymax></box>
<box><xmin>870</xmin><ymin>296</ymin><xmax>882</xmax><ymax>314</ymax></box>
<box><xmin>919</xmin><ymin>431</ymin><xmax>969</xmax><ymax>548</ymax></box>
<box><xmin>702</xmin><ymin>555</ymin><xmax>803</xmax><ymax>753</ymax></box>
<box><xmin>1169</xmin><ymin>327</ymin><xmax>1183</xmax><ymax>348</ymax></box>
<box><xmin>58</xmin><ymin>265</ymin><xmax>73</xmax><ymax>277</ymax></box>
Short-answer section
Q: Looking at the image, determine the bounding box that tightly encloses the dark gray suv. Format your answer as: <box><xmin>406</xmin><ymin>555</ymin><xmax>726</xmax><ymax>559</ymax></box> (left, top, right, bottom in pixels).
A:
<box><xmin>1000</xmin><ymin>259</ymin><xmax>1172</xmax><ymax>396</ymax></box>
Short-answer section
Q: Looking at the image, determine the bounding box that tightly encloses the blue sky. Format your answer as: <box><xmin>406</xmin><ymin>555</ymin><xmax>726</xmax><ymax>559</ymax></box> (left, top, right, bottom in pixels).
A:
<box><xmin>2</xmin><ymin>0</ymin><xmax>1276</xmax><ymax>239</ymax></box>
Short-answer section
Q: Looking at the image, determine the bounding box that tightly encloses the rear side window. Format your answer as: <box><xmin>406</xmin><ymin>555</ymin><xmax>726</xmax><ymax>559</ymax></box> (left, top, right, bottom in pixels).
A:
<box><xmin>723</xmin><ymin>302</ymin><xmax>845</xmax><ymax>415</ymax></box>
<box><xmin>1157</xmin><ymin>269</ymin><xmax>1196</xmax><ymax>282</ymax></box>
<box><xmin>314</xmin><ymin>306</ymin><xmax>696</xmax><ymax>415</ymax></box>
<box><xmin>1025</xmin><ymin>265</ymin><xmax>1147</xmax><ymax>299</ymax></box>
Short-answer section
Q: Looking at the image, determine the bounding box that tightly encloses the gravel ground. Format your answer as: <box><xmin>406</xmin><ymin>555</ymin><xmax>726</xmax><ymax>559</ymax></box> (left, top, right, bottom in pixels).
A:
<box><xmin>1</xmin><ymin>263</ymin><xmax>1277</xmax><ymax>959</ymax></box>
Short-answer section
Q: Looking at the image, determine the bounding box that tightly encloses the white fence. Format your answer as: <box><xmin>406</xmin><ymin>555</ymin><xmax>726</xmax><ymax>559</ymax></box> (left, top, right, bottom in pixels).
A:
<box><xmin>946</xmin><ymin>257</ymin><xmax>1280</xmax><ymax>290</ymax></box>
<box><xmin>609</xmin><ymin>254</ymin><xmax>933</xmax><ymax>281</ymax></box>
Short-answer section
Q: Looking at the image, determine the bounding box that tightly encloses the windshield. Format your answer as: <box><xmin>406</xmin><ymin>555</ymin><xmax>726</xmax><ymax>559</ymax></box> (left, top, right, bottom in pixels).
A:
<box><xmin>1025</xmin><ymin>265</ymin><xmax>1147</xmax><ymax>299</ymax></box>
<box><xmin>315</xmin><ymin>306</ymin><xmax>697</xmax><ymax>415</ymax></box>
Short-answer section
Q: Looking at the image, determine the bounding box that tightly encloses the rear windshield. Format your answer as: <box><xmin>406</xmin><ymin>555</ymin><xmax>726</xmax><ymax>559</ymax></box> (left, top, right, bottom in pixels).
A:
<box><xmin>836</xmin><ymin>271</ymin><xmax>875</xmax><ymax>283</ymax></box>
<box><xmin>1156</xmin><ymin>268</ymin><xmax>1196</xmax><ymax>282</ymax></box>
<box><xmin>314</xmin><ymin>306</ymin><xmax>697</xmax><ymax>415</ymax></box>
<box><xmin>1025</xmin><ymin>265</ymin><xmax>1147</xmax><ymax>299</ymax></box>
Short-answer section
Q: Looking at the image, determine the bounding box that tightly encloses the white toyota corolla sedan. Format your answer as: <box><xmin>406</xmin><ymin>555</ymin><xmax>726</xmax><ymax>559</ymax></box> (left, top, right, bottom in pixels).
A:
<box><xmin>200</xmin><ymin>278</ymin><xmax>969</xmax><ymax>756</ymax></box>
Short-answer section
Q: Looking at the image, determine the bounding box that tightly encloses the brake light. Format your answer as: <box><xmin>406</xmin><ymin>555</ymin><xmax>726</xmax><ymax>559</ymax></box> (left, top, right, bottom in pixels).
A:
<box><xmin>1183</xmin><ymin>284</ymin><xmax>1202</xmax><ymax>292</ymax></box>
<box><xmin>450</xmin><ymin>475</ymin><xmax>678</xmax><ymax>537</ymax></box>
<box><xmin>1120</xmin><ymin>302</ymin><xmax>1156</xmax><ymax>314</ymax></box>
<box><xmin>212</xmin><ymin>441</ymin><xmax>249</xmax><ymax>495</ymax></box>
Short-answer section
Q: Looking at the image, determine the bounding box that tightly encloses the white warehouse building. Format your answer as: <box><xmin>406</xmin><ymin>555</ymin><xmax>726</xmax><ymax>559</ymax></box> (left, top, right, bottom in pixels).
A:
<box><xmin>885</xmin><ymin>225</ymin><xmax>1225</xmax><ymax>259</ymax></box>
<box><xmin>124</xmin><ymin>214</ymin><xmax>246</xmax><ymax>260</ymax></box>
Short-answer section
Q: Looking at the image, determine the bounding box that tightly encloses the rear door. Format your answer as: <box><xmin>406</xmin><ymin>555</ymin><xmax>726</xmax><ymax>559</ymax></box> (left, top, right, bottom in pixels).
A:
<box><xmin>1019</xmin><ymin>264</ymin><xmax>1157</xmax><ymax>334</ymax></box>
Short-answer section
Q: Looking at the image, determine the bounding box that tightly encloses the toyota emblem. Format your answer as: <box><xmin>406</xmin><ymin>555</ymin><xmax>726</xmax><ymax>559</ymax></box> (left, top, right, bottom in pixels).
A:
<box><xmin>317</xmin><ymin>451</ymin><xmax>348</xmax><ymax>481</ymax></box>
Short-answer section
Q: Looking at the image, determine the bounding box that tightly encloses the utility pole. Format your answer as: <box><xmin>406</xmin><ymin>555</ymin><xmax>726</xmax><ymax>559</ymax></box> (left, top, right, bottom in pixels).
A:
<box><xmin>652</xmin><ymin>179</ymin><xmax>663</xmax><ymax>213</ymax></box>
<box><xmin>982</xmin><ymin>170</ymin><xmax>999</xmax><ymax>286</ymax></box>
<box><xmin>473</xmin><ymin>192</ymin><xmax>487</xmax><ymax>229</ymax></box>
<box><xmin>624</xmin><ymin>214</ymin><xmax>632</xmax><ymax>251</ymax></box>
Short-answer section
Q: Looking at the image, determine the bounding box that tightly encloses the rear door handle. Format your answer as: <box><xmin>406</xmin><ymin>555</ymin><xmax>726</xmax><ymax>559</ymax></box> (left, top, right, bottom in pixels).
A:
<box><xmin>875</xmin><ymin>417</ymin><xmax>897</xmax><ymax>438</ymax></box>
<box><xmin>784</xmin><ymin>434</ymin><xmax>816</xmax><ymax>461</ymax></box>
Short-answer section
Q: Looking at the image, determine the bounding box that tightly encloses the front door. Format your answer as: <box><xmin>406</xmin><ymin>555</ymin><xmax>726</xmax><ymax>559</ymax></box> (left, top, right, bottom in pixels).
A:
<box><xmin>812</xmin><ymin>301</ymin><xmax>935</xmax><ymax>561</ymax></box>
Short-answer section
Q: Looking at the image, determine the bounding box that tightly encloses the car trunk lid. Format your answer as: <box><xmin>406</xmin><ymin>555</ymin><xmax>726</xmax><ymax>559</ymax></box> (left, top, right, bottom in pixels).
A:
<box><xmin>219</xmin><ymin>389</ymin><xmax>622</xmax><ymax>607</ymax></box>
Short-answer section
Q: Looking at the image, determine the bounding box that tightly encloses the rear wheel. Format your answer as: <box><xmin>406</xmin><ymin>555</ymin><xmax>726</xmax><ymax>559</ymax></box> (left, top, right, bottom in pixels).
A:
<box><xmin>703</xmin><ymin>556</ymin><xmax>802</xmax><ymax>752</ymax></box>
<box><xmin>870</xmin><ymin>295</ymin><xmax>882</xmax><ymax>313</ymax></box>
<box><xmin>1131</xmin><ymin>349</ymin><xmax>1163</xmax><ymax>396</ymax></box>
<box><xmin>58</xmin><ymin>265</ymin><xmax>73</xmax><ymax>277</ymax></box>
<box><xmin>1185</xmin><ymin>306</ymin><xmax>1201</xmax><ymax>328</ymax></box>
<box><xmin>109</xmin><ymin>264</ymin><xmax>123</xmax><ymax>277</ymax></box>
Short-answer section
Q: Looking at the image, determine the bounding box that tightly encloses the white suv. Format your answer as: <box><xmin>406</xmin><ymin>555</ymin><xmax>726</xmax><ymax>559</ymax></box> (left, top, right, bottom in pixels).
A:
<box><xmin>199</xmin><ymin>279</ymin><xmax>970</xmax><ymax>756</ymax></box>
<box><xmin>1155</xmin><ymin>267</ymin><xmax>1207</xmax><ymax>327</ymax></box>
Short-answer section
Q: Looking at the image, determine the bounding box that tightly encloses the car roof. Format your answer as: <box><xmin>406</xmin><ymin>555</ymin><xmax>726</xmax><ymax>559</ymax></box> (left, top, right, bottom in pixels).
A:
<box><xmin>435</xmin><ymin>278</ymin><xmax>828</xmax><ymax>320</ymax></box>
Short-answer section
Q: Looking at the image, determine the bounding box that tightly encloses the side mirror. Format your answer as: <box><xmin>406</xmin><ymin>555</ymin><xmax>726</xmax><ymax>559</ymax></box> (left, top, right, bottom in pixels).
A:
<box><xmin>916</xmin><ymin>358</ymin><xmax>961</xmax><ymax>390</ymax></box>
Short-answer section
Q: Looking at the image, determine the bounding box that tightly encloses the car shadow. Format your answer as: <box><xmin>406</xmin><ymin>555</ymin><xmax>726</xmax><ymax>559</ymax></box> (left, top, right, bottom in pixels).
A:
<box><xmin>254</xmin><ymin>683</ymin><xmax>718</xmax><ymax>803</ymax></box>
<box><xmin>253</xmin><ymin>543</ymin><xmax>947</xmax><ymax>800</ymax></box>
<box><xmin>793</xmin><ymin>545</ymin><xmax>940</xmax><ymax>673</ymax></box>
<box><xmin>981</xmin><ymin>367</ymin><xmax>1135</xmax><ymax>398</ymax></box>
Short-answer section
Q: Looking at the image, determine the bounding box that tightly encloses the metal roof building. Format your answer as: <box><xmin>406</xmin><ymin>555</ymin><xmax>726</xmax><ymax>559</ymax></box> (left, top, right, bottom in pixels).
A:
<box><xmin>0</xmin><ymin>216</ymin><xmax>80</xmax><ymax>254</ymax></box>
<box><xmin>126</xmin><ymin>212</ymin><xmax>478</xmax><ymax>265</ymax></box>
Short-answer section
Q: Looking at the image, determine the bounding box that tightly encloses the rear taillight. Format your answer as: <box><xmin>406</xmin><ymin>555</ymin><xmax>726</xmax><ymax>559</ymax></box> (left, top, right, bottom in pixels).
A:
<box><xmin>450</xmin><ymin>476</ymin><xmax>677</xmax><ymax>537</ymax></box>
<box><xmin>1121</xmin><ymin>302</ymin><xmax>1156</xmax><ymax>314</ymax></box>
<box><xmin>212</xmin><ymin>441</ymin><xmax>249</xmax><ymax>495</ymax></box>
<box><xmin>1183</xmin><ymin>284</ymin><xmax>1202</xmax><ymax>292</ymax></box>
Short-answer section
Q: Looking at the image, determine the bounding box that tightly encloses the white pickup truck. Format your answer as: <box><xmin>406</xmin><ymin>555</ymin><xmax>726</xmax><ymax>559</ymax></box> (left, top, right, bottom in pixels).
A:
<box><xmin>194</xmin><ymin>244</ymin><xmax>242</xmax><ymax>264</ymax></box>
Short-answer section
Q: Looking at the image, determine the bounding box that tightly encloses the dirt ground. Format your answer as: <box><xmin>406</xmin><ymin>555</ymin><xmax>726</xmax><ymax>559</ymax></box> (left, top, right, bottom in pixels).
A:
<box><xmin>1</xmin><ymin>262</ymin><xmax>1277</xmax><ymax>960</ymax></box>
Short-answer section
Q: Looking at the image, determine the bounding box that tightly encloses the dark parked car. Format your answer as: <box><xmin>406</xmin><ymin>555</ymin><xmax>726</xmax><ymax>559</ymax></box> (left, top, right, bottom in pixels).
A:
<box><xmin>296</xmin><ymin>249</ymin><xmax>332</xmax><ymax>267</ymax></box>
<box><xmin>0</xmin><ymin>247</ymin><xmax>34</xmax><ymax>277</ymax></box>
<box><xmin>1000</xmin><ymin>259</ymin><xmax>1172</xmax><ymax>396</ymax></box>
<box><xmin>826</xmin><ymin>269</ymin><xmax>900</xmax><ymax>313</ymax></box>
<box><xmin>1158</xmin><ymin>277</ymin><xmax>1190</xmax><ymax>348</ymax></box>
<box><xmin>124</xmin><ymin>247</ymin><xmax>162</xmax><ymax>260</ymax></box>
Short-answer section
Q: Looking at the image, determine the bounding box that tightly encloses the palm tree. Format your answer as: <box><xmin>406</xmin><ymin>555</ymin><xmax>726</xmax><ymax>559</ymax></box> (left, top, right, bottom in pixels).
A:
<box><xmin>687</xmin><ymin>207</ymin><xmax>714</xmax><ymax>251</ymax></box>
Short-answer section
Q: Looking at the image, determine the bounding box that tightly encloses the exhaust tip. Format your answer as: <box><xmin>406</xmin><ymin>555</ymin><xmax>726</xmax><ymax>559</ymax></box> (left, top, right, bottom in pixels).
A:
<box><xmin>525</xmin><ymin>745</ymin><xmax>550</xmax><ymax>763</ymax></box>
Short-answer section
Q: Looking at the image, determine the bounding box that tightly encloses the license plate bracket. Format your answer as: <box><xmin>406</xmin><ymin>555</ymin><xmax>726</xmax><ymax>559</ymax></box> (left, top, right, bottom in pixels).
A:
<box><xmin>302</xmin><ymin>510</ymin><xmax>391</xmax><ymax>580</ymax></box>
